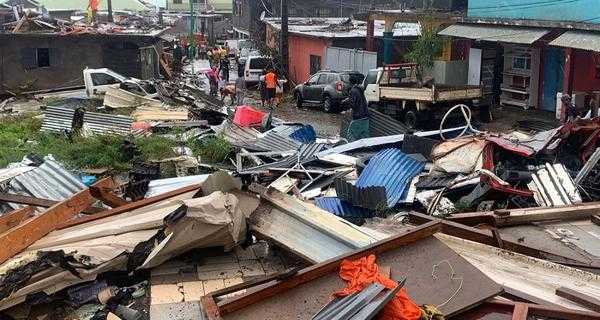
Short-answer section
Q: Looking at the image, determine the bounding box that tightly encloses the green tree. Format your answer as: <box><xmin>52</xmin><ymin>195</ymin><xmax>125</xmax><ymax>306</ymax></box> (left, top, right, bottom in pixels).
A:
<box><xmin>405</xmin><ymin>24</ymin><xmax>444</xmax><ymax>83</ymax></box>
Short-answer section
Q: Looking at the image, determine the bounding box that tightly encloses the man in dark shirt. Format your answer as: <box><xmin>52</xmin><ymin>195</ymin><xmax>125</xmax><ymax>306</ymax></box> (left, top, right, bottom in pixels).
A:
<box><xmin>349</xmin><ymin>78</ymin><xmax>369</xmax><ymax>120</ymax></box>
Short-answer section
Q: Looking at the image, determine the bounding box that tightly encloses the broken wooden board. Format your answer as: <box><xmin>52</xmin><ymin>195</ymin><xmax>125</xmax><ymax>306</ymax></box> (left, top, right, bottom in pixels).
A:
<box><xmin>0</xmin><ymin>178</ymin><xmax>114</xmax><ymax>265</ymax></box>
<box><xmin>0</xmin><ymin>207</ymin><xmax>33</xmax><ymax>234</ymax></box>
<box><xmin>216</xmin><ymin>223</ymin><xmax>502</xmax><ymax>319</ymax></box>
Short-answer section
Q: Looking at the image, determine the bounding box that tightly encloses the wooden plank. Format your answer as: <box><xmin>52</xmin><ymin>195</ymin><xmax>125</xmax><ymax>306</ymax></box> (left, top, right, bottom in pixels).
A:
<box><xmin>409</xmin><ymin>212</ymin><xmax>600</xmax><ymax>269</ymax></box>
<box><xmin>511</xmin><ymin>303</ymin><xmax>529</xmax><ymax>320</ymax></box>
<box><xmin>89</xmin><ymin>186</ymin><xmax>129</xmax><ymax>208</ymax></box>
<box><xmin>556</xmin><ymin>287</ymin><xmax>600</xmax><ymax>313</ymax></box>
<box><xmin>57</xmin><ymin>184</ymin><xmax>201</xmax><ymax>230</ymax></box>
<box><xmin>0</xmin><ymin>206</ymin><xmax>33</xmax><ymax>234</ymax></box>
<box><xmin>217</xmin><ymin>222</ymin><xmax>441</xmax><ymax>316</ymax></box>
<box><xmin>201</xmin><ymin>296</ymin><xmax>221</xmax><ymax>320</ymax></box>
<box><xmin>0</xmin><ymin>178</ymin><xmax>114</xmax><ymax>265</ymax></box>
<box><xmin>487</xmin><ymin>298</ymin><xmax>600</xmax><ymax>320</ymax></box>
<box><xmin>0</xmin><ymin>193</ymin><xmax>102</xmax><ymax>214</ymax></box>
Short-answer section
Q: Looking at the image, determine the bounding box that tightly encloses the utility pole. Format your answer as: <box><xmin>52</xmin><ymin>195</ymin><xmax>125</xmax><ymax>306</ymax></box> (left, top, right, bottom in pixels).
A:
<box><xmin>340</xmin><ymin>0</ymin><xmax>342</xmax><ymax>17</ymax></box>
<box><xmin>107</xmin><ymin>0</ymin><xmax>113</xmax><ymax>22</ymax></box>
<box><xmin>280</xmin><ymin>0</ymin><xmax>289</xmax><ymax>80</ymax></box>
<box><xmin>189</xmin><ymin>0</ymin><xmax>195</xmax><ymax>75</ymax></box>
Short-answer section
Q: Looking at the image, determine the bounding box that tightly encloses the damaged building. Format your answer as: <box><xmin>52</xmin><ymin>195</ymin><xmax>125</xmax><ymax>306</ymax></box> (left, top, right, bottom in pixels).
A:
<box><xmin>0</xmin><ymin>31</ymin><xmax>165</xmax><ymax>94</ymax></box>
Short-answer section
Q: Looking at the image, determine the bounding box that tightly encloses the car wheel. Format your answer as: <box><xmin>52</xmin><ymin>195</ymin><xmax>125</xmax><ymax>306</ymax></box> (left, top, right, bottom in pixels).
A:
<box><xmin>295</xmin><ymin>91</ymin><xmax>303</xmax><ymax>108</ymax></box>
<box><xmin>323</xmin><ymin>95</ymin><xmax>334</xmax><ymax>113</ymax></box>
<box><xmin>404</xmin><ymin>109</ymin><xmax>419</xmax><ymax>130</ymax></box>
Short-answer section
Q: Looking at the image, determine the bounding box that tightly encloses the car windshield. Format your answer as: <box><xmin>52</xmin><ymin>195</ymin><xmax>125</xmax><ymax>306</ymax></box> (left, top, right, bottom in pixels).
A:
<box><xmin>340</xmin><ymin>73</ymin><xmax>364</xmax><ymax>84</ymax></box>
<box><xmin>249</xmin><ymin>58</ymin><xmax>271</xmax><ymax>70</ymax></box>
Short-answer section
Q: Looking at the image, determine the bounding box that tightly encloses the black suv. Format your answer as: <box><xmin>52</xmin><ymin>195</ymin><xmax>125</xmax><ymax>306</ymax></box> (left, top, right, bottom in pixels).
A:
<box><xmin>293</xmin><ymin>70</ymin><xmax>364</xmax><ymax>112</ymax></box>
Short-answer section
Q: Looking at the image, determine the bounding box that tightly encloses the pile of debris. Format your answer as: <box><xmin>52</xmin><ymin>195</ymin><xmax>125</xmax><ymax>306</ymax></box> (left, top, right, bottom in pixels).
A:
<box><xmin>1</xmin><ymin>54</ymin><xmax>600</xmax><ymax>320</ymax></box>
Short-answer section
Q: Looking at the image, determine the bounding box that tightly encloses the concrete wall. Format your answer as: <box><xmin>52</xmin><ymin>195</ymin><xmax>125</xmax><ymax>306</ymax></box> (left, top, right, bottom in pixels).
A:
<box><xmin>288</xmin><ymin>35</ymin><xmax>331</xmax><ymax>84</ymax></box>
<box><xmin>0</xmin><ymin>36</ymin><xmax>160</xmax><ymax>94</ymax></box>
<box><xmin>468</xmin><ymin>0</ymin><xmax>600</xmax><ymax>24</ymax></box>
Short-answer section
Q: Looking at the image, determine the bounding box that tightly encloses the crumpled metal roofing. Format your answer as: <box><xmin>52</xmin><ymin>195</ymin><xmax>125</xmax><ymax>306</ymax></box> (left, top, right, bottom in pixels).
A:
<box><xmin>242</xmin><ymin>143</ymin><xmax>330</xmax><ymax>172</ymax></box>
<box><xmin>211</xmin><ymin>121</ymin><xmax>260</xmax><ymax>149</ymax></box>
<box><xmin>7</xmin><ymin>156</ymin><xmax>86</xmax><ymax>208</ymax></box>
<box><xmin>314</xmin><ymin>197</ymin><xmax>374</xmax><ymax>223</ymax></box>
<box><xmin>289</xmin><ymin>125</ymin><xmax>317</xmax><ymax>144</ymax></box>
<box><xmin>252</xmin><ymin>131</ymin><xmax>302</xmax><ymax>152</ymax></box>
<box><xmin>41</xmin><ymin>106</ymin><xmax>133</xmax><ymax>135</ymax></box>
<box><xmin>145</xmin><ymin>174</ymin><xmax>210</xmax><ymax>198</ymax></box>
<box><xmin>336</xmin><ymin>149</ymin><xmax>424</xmax><ymax>209</ymax></box>
<box><xmin>368</xmin><ymin>108</ymin><xmax>409</xmax><ymax>137</ymax></box>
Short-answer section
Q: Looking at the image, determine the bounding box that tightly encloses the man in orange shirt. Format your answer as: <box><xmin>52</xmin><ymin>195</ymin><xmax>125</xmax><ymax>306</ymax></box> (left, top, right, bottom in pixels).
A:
<box><xmin>264</xmin><ymin>68</ymin><xmax>278</xmax><ymax>107</ymax></box>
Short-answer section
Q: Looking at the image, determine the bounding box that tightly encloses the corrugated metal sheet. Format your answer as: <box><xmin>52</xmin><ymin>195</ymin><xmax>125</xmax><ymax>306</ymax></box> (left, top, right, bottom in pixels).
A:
<box><xmin>314</xmin><ymin>197</ymin><xmax>374</xmax><ymax>222</ymax></box>
<box><xmin>243</xmin><ymin>143</ymin><xmax>329</xmax><ymax>172</ymax></box>
<box><xmin>317</xmin><ymin>126</ymin><xmax>468</xmax><ymax>157</ymax></box>
<box><xmin>368</xmin><ymin>108</ymin><xmax>409</xmax><ymax>137</ymax></box>
<box><xmin>211</xmin><ymin>121</ymin><xmax>260</xmax><ymax>149</ymax></box>
<box><xmin>336</xmin><ymin>149</ymin><xmax>424</xmax><ymax>209</ymax></box>
<box><xmin>251</xmin><ymin>190</ymin><xmax>387</xmax><ymax>263</ymax></box>
<box><xmin>549</xmin><ymin>30</ymin><xmax>600</xmax><ymax>53</ymax></box>
<box><xmin>41</xmin><ymin>106</ymin><xmax>133</xmax><ymax>135</ymax></box>
<box><xmin>41</xmin><ymin>106</ymin><xmax>75</xmax><ymax>132</ymax></box>
<box><xmin>289</xmin><ymin>125</ymin><xmax>317</xmax><ymax>144</ymax></box>
<box><xmin>528</xmin><ymin>163</ymin><xmax>582</xmax><ymax>207</ymax></box>
<box><xmin>145</xmin><ymin>174</ymin><xmax>210</xmax><ymax>198</ymax></box>
<box><xmin>83</xmin><ymin>111</ymin><xmax>133</xmax><ymax>136</ymax></box>
<box><xmin>253</xmin><ymin>132</ymin><xmax>301</xmax><ymax>152</ymax></box>
<box><xmin>7</xmin><ymin>157</ymin><xmax>86</xmax><ymax>208</ymax></box>
<box><xmin>439</xmin><ymin>24</ymin><xmax>550</xmax><ymax>44</ymax></box>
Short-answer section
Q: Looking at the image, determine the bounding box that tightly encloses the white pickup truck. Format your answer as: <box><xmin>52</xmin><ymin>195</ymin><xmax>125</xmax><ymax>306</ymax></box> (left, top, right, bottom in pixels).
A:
<box><xmin>363</xmin><ymin>64</ymin><xmax>482</xmax><ymax>129</ymax></box>
<box><xmin>83</xmin><ymin>68</ymin><xmax>159</xmax><ymax>99</ymax></box>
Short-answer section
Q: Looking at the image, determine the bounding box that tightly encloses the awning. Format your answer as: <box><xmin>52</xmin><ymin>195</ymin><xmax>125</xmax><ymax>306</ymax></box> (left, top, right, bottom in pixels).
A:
<box><xmin>550</xmin><ymin>30</ymin><xmax>600</xmax><ymax>52</ymax></box>
<box><xmin>439</xmin><ymin>24</ymin><xmax>550</xmax><ymax>44</ymax></box>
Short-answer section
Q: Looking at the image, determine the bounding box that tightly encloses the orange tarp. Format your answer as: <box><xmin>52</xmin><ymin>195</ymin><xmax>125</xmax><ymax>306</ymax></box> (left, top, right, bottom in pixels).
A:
<box><xmin>335</xmin><ymin>254</ymin><xmax>422</xmax><ymax>320</ymax></box>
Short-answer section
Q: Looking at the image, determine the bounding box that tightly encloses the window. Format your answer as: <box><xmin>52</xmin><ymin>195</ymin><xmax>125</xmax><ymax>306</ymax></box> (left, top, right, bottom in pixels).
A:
<box><xmin>289</xmin><ymin>7</ymin><xmax>298</xmax><ymax>16</ymax></box>
<box><xmin>173</xmin><ymin>0</ymin><xmax>182</xmax><ymax>4</ymax></box>
<box><xmin>364</xmin><ymin>71</ymin><xmax>379</xmax><ymax>84</ymax></box>
<box><xmin>21</xmin><ymin>48</ymin><xmax>59</xmax><ymax>70</ymax></box>
<box><xmin>91</xmin><ymin>73</ymin><xmax>120</xmax><ymax>86</ymax></box>
<box><xmin>317</xmin><ymin>74</ymin><xmax>330</xmax><ymax>85</ymax></box>
<box><xmin>341</xmin><ymin>73</ymin><xmax>365</xmax><ymax>84</ymax></box>
<box><xmin>308</xmin><ymin>74</ymin><xmax>319</xmax><ymax>84</ymax></box>
<box><xmin>315</xmin><ymin>7</ymin><xmax>331</xmax><ymax>17</ymax></box>
<box><xmin>512</xmin><ymin>55</ymin><xmax>531</xmax><ymax>71</ymax></box>
<box><xmin>249</xmin><ymin>57</ymin><xmax>271</xmax><ymax>70</ymax></box>
<box><xmin>309</xmin><ymin>55</ymin><xmax>321</xmax><ymax>75</ymax></box>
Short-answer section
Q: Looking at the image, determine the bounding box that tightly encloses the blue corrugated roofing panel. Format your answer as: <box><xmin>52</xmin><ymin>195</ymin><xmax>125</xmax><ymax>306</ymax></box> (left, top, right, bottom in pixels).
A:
<box><xmin>355</xmin><ymin>148</ymin><xmax>424</xmax><ymax>207</ymax></box>
<box><xmin>314</xmin><ymin>197</ymin><xmax>374</xmax><ymax>223</ymax></box>
<box><xmin>289</xmin><ymin>125</ymin><xmax>316</xmax><ymax>144</ymax></box>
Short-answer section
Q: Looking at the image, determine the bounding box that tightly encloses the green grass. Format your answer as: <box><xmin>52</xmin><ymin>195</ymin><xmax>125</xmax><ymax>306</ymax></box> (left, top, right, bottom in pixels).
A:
<box><xmin>0</xmin><ymin>114</ymin><xmax>179</xmax><ymax>170</ymax></box>
<box><xmin>190</xmin><ymin>135</ymin><xmax>232</xmax><ymax>164</ymax></box>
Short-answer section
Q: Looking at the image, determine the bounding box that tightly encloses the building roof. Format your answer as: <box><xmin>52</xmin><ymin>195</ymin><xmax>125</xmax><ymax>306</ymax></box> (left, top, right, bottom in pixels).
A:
<box><xmin>30</xmin><ymin>0</ymin><xmax>149</xmax><ymax>12</ymax></box>
<box><xmin>439</xmin><ymin>23</ymin><xmax>550</xmax><ymax>44</ymax></box>
<box><xmin>549</xmin><ymin>30</ymin><xmax>600</xmax><ymax>53</ymax></box>
<box><xmin>263</xmin><ymin>17</ymin><xmax>420</xmax><ymax>39</ymax></box>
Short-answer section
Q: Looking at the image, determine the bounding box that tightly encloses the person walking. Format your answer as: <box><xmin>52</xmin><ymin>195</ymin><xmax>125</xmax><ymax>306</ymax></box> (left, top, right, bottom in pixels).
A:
<box><xmin>264</xmin><ymin>68</ymin><xmax>278</xmax><ymax>108</ymax></box>
<box><xmin>344</xmin><ymin>77</ymin><xmax>369</xmax><ymax>141</ymax></box>
<box><xmin>235</xmin><ymin>76</ymin><xmax>246</xmax><ymax>105</ymax></box>
<box><xmin>206</xmin><ymin>66</ymin><xmax>220</xmax><ymax>96</ymax></box>
<box><xmin>220</xmin><ymin>56</ymin><xmax>230</xmax><ymax>82</ymax></box>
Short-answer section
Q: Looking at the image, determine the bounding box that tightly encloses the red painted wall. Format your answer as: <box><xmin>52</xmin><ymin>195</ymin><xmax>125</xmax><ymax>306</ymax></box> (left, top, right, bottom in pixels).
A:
<box><xmin>573</xmin><ymin>51</ymin><xmax>600</xmax><ymax>92</ymax></box>
<box><xmin>288</xmin><ymin>35</ymin><xmax>330</xmax><ymax>84</ymax></box>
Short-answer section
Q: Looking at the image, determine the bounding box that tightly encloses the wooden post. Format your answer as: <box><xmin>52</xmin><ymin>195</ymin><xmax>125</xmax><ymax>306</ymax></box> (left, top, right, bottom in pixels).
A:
<box><xmin>561</xmin><ymin>48</ymin><xmax>575</xmax><ymax>122</ymax></box>
<box><xmin>280</xmin><ymin>0</ymin><xmax>289</xmax><ymax>79</ymax></box>
<box><xmin>366</xmin><ymin>18</ymin><xmax>374</xmax><ymax>52</ymax></box>
<box><xmin>107</xmin><ymin>0</ymin><xmax>114</xmax><ymax>23</ymax></box>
